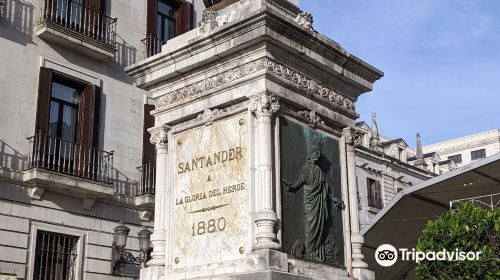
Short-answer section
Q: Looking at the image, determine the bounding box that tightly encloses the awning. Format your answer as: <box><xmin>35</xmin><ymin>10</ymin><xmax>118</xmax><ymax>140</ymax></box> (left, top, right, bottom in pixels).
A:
<box><xmin>361</xmin><ymin>153</ymin><xmax>500</xmax><ymax>280</ymax></box>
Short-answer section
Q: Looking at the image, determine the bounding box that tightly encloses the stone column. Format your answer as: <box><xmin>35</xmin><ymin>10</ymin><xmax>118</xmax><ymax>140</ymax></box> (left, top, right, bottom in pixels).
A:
<box><xmin>249</xmin><ymin>93</ymin><xmax>281</xmax><ymax>251</ymax></box>
<box><xmin>342</xmin><ymin>127</ymin><xmax>374</xmax><ymax>280</ymax></box>
<box><xmin>147</xmin><ymin>125</ymin><xmax>170</xmax><ymax>267</ymax></box>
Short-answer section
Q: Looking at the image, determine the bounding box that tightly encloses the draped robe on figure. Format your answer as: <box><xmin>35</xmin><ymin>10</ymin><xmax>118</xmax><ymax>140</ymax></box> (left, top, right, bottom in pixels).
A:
<box><xmin>299</xmin><ymin>163</ymin><xmax>330</xmax><ymax>261</ymax></box>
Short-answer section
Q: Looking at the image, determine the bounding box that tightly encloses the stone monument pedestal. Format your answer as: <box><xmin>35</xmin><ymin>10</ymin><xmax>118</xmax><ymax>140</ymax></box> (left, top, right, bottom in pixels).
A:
<box><xmin>126</xmin><ymin>0</ymin><xmax>382</xmax><ymax>279</ymax></box>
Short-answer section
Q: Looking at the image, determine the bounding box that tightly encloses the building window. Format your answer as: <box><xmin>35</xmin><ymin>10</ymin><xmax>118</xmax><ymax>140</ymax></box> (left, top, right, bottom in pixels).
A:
<box><xmin>49</xmin><ymin>81</ymin><xmax>80</xmax><ymax>142</ymax></box>
<box><xmin>448</xmin><ymin>154</ymin><xmax>462</xmax><ymax>164</ymax></box>
<box><xmin>367</xmin><ymin>178</ymin><xmax>383</xmax><ymax>210</ymax></box>
<box><xmin>395</xmin><ymin>186</ymin><xmax>403</xmax><ymax>194</ymax></box>
<box><xmin>471</xmin><ymin>149</ymin><xmax>486</xmax><ymax>161</ymax></box>
<box><xmin>398</xmin><ymin>147</ymin><xmax>404</xmax><ymax>161</ymax></box>
<box><xmin>33</xmin><ymin>231</ymin><xmax>79</xmax><ymax>280</ymax></box>
<box><xmin>144</xmin><ymin>0</ymin><xmax>193</xmax><ymax>56</ymax></box>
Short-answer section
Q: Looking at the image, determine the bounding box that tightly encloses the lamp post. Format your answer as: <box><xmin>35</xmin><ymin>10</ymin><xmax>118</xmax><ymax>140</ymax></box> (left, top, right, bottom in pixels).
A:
<box><xmin>111</xmin><ymin>224</ymin><xmax>152</xmax><ymax>275</ymax></box>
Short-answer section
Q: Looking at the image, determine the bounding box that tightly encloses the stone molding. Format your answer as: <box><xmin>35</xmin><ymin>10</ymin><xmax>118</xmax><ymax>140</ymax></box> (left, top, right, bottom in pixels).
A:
<box><xmin>155</xmin><ymin>58</ymin><xmax>356</xmax><ymax>115</ymax></box>
<box><xmin>148</xmin><ymin>125</ymin><xmax>171</xmax><ymax>148</ymax></box>
<box><xmin>249</xmin><ymin>93</ymin><xmax>280</xmax><ymax>117</ymax></box>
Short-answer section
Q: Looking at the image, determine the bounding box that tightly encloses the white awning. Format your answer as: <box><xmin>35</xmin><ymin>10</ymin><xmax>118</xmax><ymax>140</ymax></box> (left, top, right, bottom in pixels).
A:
<box><xmin>361</xmin><ymin>153</ymin><xmax>500</xmax><ymax>280</ymax></box>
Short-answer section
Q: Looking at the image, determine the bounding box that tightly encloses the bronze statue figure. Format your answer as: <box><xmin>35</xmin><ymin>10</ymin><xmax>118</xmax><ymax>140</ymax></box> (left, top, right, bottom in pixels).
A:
<box><xmin>283</xmin><ymin>140</ymin><xmax>343</xmax><ymax>262</ymax></box>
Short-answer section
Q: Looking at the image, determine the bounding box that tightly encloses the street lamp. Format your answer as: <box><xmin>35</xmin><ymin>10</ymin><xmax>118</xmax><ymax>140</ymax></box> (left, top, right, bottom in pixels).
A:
<box><xmin>111</xmin><ymin>224</ymin><xmax>152</xmax><ymax>275</ymax></box>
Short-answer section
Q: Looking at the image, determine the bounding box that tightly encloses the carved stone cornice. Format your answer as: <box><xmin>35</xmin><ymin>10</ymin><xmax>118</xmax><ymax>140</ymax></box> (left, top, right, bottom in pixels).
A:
<box><xmin>295</xmin><ymin>12</ymin><xmax>314</xmax><ymax>31</ymax></box>
<box><xmin>297</xmin><ymin>110</ymin><xmax>324</xmax><ymax>127</ymax></box>
<box><xmin>155</xmin><ymin>58</ymin><xmax>356</xmax><ymax>115</ymax></box>
<box><xmin>249</xmin><ymin>94</ymin><xmax>280</xmax><ymax>117</ymax></box>
<box><xmin>342</xmin><ymin>127</ymin><xmax>363</xmax><ymax>147</ymax></box>
<box><xmin>148</xmin><ymin>125</ymin><xmax>171</xmax><ymax>148</ymax></box>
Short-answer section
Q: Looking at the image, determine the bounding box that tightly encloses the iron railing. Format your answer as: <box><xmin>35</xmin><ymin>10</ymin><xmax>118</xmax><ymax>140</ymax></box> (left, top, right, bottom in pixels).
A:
<box><xmin>40</xmin><ymin>0</ymin><xmax>117</xmax><ymax>47</ymax></box>
<box><xmin>137</xmin><ymin>161</ymin><xmax>156</xmax><ymax>195</ymax></box>
<box><xmin>141</xmin><ymin>33</ymin><xmax>163</xmax><ymax>57</ymax></box>
<box><xmin>33</xmin><ymin>230</ymin><xmax>78</xmax><ymax>280</ymax></box>
<box><xmin>27</xmin><ymin>131</ymin><xmax>114</xmax><ymax>184</ymax></box>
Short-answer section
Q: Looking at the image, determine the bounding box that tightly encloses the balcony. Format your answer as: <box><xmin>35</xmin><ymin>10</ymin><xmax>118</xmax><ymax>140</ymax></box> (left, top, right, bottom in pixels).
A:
<box><xmin>142</xmin><ymin>33</ymin><xmax>163</xmax><ymax>58</ymax></box>
<box><xmin>133</xmin><ymin>161</ymin><xmax>155</xmax><ymax>209</ymax></box>
<box><xmin>35</xmin><ymin>0</ymin><xmax>117</xmax><ymax>61</ymax></box>
<box><xmin>137</xmin><ymin>161</ymin><xmax>155</xmax><ymax>196</ymax></box>
<box><xmin>24</xmin><ymin>132</ymin><xmax>114</xmax><ymax>199</ymax></box>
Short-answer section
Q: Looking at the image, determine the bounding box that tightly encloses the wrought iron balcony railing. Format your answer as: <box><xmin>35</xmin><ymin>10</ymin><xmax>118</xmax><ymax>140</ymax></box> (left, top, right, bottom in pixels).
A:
<box><xmin>40</xmin><ymin>0</ymin><xmax>117</xmax><ymax>47</ymax></box>
<box><xmin>137</xmin><ymin>161</ymin><xmax>155</xmax><ymax>196</ymax></box>
<box><xmin>141</xmin><ymin>33</ymin><xmax>164</xmax><ymax>58</ymax></box>
<box><xmin>27</xmin><ymin>132</ymin><xmax>114</xmax><ymax>184</ymax></box>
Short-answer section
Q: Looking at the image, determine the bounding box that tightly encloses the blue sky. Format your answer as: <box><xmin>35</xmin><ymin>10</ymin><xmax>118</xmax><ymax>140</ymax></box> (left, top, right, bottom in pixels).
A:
<box><xmin>300</xmin><ymin>0</ymin><xmax>500</xmax><ymax>145</ymax></box>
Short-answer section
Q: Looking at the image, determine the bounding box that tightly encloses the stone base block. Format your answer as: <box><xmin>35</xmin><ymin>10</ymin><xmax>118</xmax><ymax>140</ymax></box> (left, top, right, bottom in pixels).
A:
<box><xmin>352</xmin><ymin>268</ymin><xmax>375</xmax><ymax>280</ymax></box>
<box><xmin>140</xmin><ymin>265</ymin><xmax>165</xmax><ymax>280</ymax></box>
<box><xmin>165</xmin><ymin>270</ymin><xmax>352</xmax><ymax>280</ymax></box>
<box><xmin>246</xmin><ymin>249</ymin><xmax>288</xmax><ymax>272</ymax></box>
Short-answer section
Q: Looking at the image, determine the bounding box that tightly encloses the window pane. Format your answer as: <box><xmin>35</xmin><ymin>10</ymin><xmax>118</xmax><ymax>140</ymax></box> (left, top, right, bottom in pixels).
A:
<box><xmin>62</xmin><ymin>105</ymin><xmax>77</xmax><ymax>142</ymax></box>
<box><xmin>158</xmin><ymin>0</ymin><xmax>175</xmax><ymax>18</ymax></box>
<box><xmin>49</xmin><ymin>101</ymin><xmax>59</xmax><ymax>137</ymax></box>
<box><xmin>166</xmin><ymin>19</ymin><xmax>175</xmax><ymax>40</ymax></box>
<box><xmin>51</xmin><ymin>82</ymin><xmax>79</xmax><ymax>104</ymax></box>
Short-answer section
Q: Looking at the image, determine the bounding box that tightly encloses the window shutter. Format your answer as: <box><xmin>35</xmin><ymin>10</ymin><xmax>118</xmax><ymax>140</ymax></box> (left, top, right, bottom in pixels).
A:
<box><xmin>77</xmin><ymin>84</ymin><xmax>100</xmax><ymax>148</ymax></box>
<box><xmin>146</xmin><ymin>0</ymin><xmax>158</xmax><ymax>38</ymax></box>
<box><xmin>36</xmin><ymin>67</ymin><xmax>53</xmax><ymax>134</ymax></box>
<box><xmin>142</xmin><ymin>104</ymin><xmax>155</xmax><ymax>164</ymax></box>
<box><xmin>176</xmin><ymin>0</ymin><xmax>193</xmax><ymax>36</ymax></box>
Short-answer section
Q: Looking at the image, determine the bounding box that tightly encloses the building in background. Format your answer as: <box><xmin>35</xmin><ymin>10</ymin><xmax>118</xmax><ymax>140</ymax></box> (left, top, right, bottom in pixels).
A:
<box><xmin>354</xmin><ymin>114</ymin><xmax>435</xmax><ymax>227</ymax></box>
<box><xmin>0</xmin><ymin>0</ymin><xmax>202</xmax><ymax>278</ymax></box>
<box><xmin>422</xmin><ymin>129</ymin><xmax>500</xmax><ymax>168</ymax></box>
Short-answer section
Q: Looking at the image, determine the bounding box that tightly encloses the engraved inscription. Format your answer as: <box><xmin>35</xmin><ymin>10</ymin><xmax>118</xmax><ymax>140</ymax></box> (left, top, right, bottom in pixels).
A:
<box><xmin>172</xmin><ymin>115</ymin><xmax>248</xmax><ymax>268</ymax></box>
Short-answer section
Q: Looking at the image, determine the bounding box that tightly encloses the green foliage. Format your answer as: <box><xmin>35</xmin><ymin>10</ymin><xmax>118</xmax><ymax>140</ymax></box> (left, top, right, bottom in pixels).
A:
<box><xmin>416</xmin><ymin>202</ymin><xmax>500</xmax><ymax>280</ymax></box>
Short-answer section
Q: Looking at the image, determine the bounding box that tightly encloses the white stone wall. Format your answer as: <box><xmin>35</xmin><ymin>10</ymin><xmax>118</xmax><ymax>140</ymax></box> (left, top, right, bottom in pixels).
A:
<box><xmin>0</xmin><ymin>0</ymin><xmax>173</xmax><ymax>278</ymax></box>
<box><xmin>355</xmin><ymin>151</ymin><xmax>431</xmax><ymax>228</ymax></box>
<box><xmin>423</xmin><ymin>129</ymin><xmax>500</xmax><ymax>167</ymax></box>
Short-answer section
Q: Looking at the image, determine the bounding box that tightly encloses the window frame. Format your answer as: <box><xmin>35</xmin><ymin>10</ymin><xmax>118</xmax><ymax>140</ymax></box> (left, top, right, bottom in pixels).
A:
<box><xmin>471</xmin><ymin>149</ymin><xmax>486</xmax><ymax>161</ymax></box>
<box><xmin>49</xmin><ymin>79</ymin><xmax>84</xmax><ymax>142</ymax></box>
<box><xmin>366</xmin><ymin>177</ymin><xmax>383</xmax><ymax>210</ymax></box>
<box><xmin>447</xmin><ymin>154</ymin><xmax>463</xmax><ymax>164</ymax></box>
<box><xmin>28</xmin><ymin>223</ymin><xmax>85</xmax><ymax>280</ymax></box>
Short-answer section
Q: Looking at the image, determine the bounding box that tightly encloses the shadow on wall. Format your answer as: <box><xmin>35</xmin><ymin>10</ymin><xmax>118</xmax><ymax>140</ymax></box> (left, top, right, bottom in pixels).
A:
<box><xmin>0</xmin><ymin>139</ymin><xmax>27</xmax><ymax>172</ymax></box>
<box><xmin>0</xmin><ymin>0</ymin><xmax>35</xmax><ymax>45</ymax></box>
<box><xmin>115</xmin><ymin>34</ymin><xmax>137</xmax><ymax>68</ymax></box>
<box><xmin>112</xmin><ymin>167</ymin><xmax>140</xmax><ymax>197</ymax></box>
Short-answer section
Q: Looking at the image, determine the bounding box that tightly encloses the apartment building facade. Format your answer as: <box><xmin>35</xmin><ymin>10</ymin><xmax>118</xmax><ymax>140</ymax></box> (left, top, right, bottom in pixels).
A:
<box><xmin>423</xmin><ymin>129</ymin><xmax>500</xmax><ymax>168</ymax></box>
<box><xmin>0</xmin><ymin>0</ymin><xmax>203</xmax><ymax>278</ymax></box>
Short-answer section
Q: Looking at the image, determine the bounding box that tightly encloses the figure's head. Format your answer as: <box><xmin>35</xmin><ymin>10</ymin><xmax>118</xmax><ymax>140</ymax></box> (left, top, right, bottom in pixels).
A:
<box><xmin>308</xmin><ymin>140</ymin><xmax>323</xmax><ymax>162</ymax></box>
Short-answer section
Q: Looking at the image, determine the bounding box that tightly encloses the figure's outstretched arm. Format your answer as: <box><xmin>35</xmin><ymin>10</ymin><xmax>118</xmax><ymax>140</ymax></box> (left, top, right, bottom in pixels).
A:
<box><xmin>288</xmin><ymin>168</ymin><xmax>307</xmax><ymax>192</ymax></box>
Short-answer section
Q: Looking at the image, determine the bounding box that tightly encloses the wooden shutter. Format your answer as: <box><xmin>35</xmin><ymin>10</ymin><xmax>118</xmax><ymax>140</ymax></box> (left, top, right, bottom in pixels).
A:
<box><xmin>176</xmin><ymin>0</ymin><xmax>193</xmax><ymax>36</ymax></box>
<box><xmin>77</xmin><ymin>84</ymin><xmax>101</xmax><ymax>148</ymax></box>
<box><xmin>35</xmin><ymin>67</ymin><xmax>53</xmax><ymax>134</ymax></box>
<box><xmin>146</xmin><ymin>0</ymin><xmax>158</xmax><ymax>38</ymax></box>
<box><xmin>142</xmin><ymin>104</ymin><xmax>155</xmax><ymax>164</ymax></box>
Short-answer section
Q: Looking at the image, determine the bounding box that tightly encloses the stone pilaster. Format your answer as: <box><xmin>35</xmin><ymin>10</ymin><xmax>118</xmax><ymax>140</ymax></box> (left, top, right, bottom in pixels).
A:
<box><xmin>147</xmin><ymin>125</ymin><xmax>171</xmax><ymax>267</ymax></box>
<box><xmin>249</xmin><ymin>93</ymin><xmax>281</xmax><ymax>251</ymax></box>
<box><xmin>342</xmin><ymin>127</ymin><xmax>374</xmax><ymax>280</ymax></box>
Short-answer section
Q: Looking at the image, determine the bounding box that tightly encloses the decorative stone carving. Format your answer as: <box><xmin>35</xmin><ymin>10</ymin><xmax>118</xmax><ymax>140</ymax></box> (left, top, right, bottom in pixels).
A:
<box><xmin>297</xmin><ymin>110</ymin><xmax>324</xmax><ymax>127</ymax></box>
<box><xmin>343</xmin><ymin>127</ymin><xmax>363</xmax><ymax>147</ymax></box>
<box><xmin>200</xmin><ymin>9</ymin><xmax>219</xmax><ymax>34</ymax></box>
<box><xmin>155</xmin><ymin>58</ymin><xmax>356</xmax><ymax>115</ymax></box>
<box><xmin>249</xmin><ymin>94</ymin><xmax>280</xmax><ymax>116</ymax></box>
<box><xmin>148</xmin><ymin>125</ymin><xmax>170</xmax><ymax>148</ymax></box>
<box><xmin>295</xmin><ymin>12</ymin><xmax>314</xmax><ymax>31</ymax></box>
<box><xmin>194</xmin><ymin>108</ymin><xmax>224</xmax><ymax>123</ymax></box>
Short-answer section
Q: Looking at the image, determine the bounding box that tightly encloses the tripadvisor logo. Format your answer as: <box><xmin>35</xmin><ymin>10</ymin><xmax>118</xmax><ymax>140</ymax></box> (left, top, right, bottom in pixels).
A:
<box><xmin>375</xmin><ymin>244</ymin><xmax>482</xmax><ymax>267</ymax></box>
